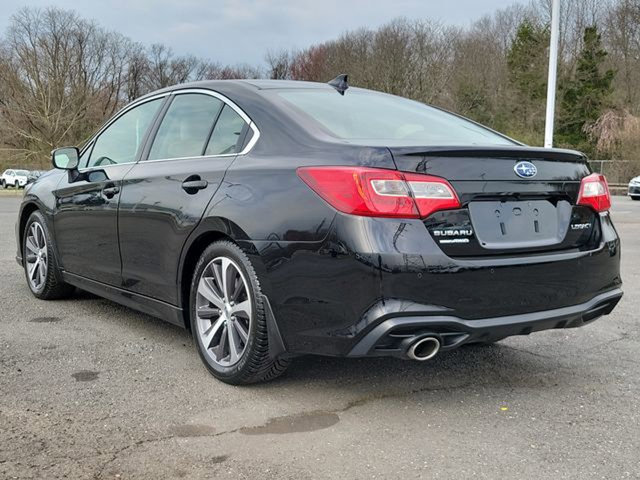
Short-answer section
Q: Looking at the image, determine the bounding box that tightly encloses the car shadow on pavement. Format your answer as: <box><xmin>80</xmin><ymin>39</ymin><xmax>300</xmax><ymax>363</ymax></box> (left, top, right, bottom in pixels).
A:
<box><xmin>65</xmin><ymin>289</ymin><xmax>583</xmax><ymax>394</ymax></box>
<box><xmin>277</xmin><ymin>343</ymin><xmax>568</xmax><ymax>390</ymax></box>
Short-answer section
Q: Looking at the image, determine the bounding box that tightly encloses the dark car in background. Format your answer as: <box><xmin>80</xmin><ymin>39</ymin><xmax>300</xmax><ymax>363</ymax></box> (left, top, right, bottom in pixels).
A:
<box><xmin>629</xmin><ymin>176</ymin><xmax>640</xmax><ymax>200</ymax></box>
<box><xmin>15</xmin><ymin>78</ymin><xmax>622</xmax><ymax>384</ymax></box>
<box><xmin>26</xmin><ymin>170</ymin><xmax>47</xmax><ymax>185</ymax></box>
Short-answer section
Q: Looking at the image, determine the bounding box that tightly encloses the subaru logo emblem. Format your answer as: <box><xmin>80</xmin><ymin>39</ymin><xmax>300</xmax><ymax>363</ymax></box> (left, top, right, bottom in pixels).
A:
<box><xmin>514</xmin><ymin>161</ymin><xmax>537</xmax><ymax>178</ymax></box>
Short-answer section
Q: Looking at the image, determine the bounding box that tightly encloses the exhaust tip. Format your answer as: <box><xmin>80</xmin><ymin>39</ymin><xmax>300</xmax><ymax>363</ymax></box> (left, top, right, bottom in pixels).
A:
<box><xmin>407</xmin><ymin>336</ymin><xmax>440</xmax><ymax>361</ymax></box>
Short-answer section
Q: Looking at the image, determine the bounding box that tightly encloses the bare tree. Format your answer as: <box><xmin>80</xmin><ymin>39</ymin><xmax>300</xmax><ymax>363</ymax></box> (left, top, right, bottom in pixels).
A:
<box><xmin>0</xmin><ymin>7</ymin><xmax>129</xmax><ymax>164</ymax></box>
<box><xmin>265</xmin><ymin>49</ymin><xmax>291</xmax><ymax>79</ymax></box>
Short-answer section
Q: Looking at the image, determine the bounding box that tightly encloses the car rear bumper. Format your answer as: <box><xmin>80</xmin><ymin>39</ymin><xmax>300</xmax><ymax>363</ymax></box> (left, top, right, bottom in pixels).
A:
<box><xmin>347</xmin><ymin>288</ymin><xmax>623</xmax><ymax>357</ymax></box>
<box><xmin>255</xmin><ymin>210</ymin><xmax>622</xmax><ymax>357</ymax></box>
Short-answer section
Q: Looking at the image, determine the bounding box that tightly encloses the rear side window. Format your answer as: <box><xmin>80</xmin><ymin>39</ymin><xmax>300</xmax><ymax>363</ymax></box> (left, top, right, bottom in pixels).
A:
<box><xmin>205</xmin><ymin>105</ymin><xmax>247</xmax><ymax>156</ymax></box>
<box><xmin>148</xmin><ymin>94</ymin><xmax>224</xmax><ymax>161</ymax></box>
<box><xmin>275</xmin><ymin>89</ymin><xmax>515</xmax><ymax>147</ymax></box>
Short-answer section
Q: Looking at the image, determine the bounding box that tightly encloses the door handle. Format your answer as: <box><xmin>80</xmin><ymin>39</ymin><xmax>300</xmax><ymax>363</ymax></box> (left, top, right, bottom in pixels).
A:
<box><xmin>182</xmin><ymin>176</ymin><xmax>208</xmax><ymax>194</ymax></box>
<box><xmin>102</xmin><ymin>185</ymin><xmax>120</xmax><ymax>199</ymax></box>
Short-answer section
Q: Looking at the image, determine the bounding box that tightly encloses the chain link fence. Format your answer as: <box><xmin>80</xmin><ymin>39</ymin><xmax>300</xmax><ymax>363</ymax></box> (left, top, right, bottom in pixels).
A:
<box><xmin>589</xmin><ymin>160</ymin><xmax>638</xmax><ymax>185</ymax></box>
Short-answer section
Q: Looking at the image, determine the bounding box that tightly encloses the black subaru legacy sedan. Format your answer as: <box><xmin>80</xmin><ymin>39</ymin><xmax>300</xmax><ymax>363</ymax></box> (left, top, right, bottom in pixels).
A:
<box><xmin>16</xmin><ymin>78</ymin><xmax>622</xmax><ymax>384</ymax></box>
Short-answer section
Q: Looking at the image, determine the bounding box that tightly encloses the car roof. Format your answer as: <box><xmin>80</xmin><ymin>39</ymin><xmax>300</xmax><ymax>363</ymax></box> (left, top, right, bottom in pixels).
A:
<box><xmin>238</xmin><ymin>79</ymin><xmax>334</xmax><ymax>90</ymax></box>
<box><xmin>182</xmin><ymin>79</ymin><xmax>333</xmax><ymax>91</ymax></box>
<box><xmin>138</xmin><ymin>79</ymin><xmax>334</xmax><ymax>100</ymax></box>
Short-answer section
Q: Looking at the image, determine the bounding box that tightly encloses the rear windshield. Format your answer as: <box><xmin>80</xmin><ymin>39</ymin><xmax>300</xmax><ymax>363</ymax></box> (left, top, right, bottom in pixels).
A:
<box><xmin>276</xmin><ymin>89</ymin><xmax>515</xmax><ymax>146</ymax></box>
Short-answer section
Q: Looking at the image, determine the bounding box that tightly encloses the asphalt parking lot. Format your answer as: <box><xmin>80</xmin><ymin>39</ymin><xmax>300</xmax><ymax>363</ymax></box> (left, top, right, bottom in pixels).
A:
<box><xmin>1</xmin><ymin>194</ymin><xmax>639</xmax><ymax>479</ymax></box>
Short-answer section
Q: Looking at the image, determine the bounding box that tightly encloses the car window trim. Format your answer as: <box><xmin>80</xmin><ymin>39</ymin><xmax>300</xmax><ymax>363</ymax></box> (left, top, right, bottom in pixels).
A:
<box><xmin>201</xmin><ymin>101</ymin><xmax>226</xmax><ymax>156</ymax></box>
<box><xmin>139</xmin><ymin>88</ymin><xmax>260</xmax><ymax>164</ymax></box>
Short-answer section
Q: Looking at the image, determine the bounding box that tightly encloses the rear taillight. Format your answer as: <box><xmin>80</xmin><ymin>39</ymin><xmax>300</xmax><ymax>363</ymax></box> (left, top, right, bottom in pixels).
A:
<box><xmin>297</xmin><ymin>166</ymin><xmax>460</xmax><ymax>219</ymax></box>
<box><xmin>577</xmin><ymin>173</ymin><xmax>611</xmax><ymax>212</ymax></box>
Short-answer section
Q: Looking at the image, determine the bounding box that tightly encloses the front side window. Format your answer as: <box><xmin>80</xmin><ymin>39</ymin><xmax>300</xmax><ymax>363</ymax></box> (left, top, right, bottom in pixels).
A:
<box><xmin>275</xmin><ymin>89</ymin><xmax>515</xmax><ymax>147</ymax></box>
<box><xmin>148</xmin><ymin>94</ymin><xmax>224</xmax><ymax>161</ymax></box>
<box><xmin>87</xmin><ymin>98</ymin><xmax>162</xmax><ymax>168</ymax></box>
<box><xmin>205</xmin><ymin>105</ymin><xmax>247</xmax><ymax>156</ymax></box>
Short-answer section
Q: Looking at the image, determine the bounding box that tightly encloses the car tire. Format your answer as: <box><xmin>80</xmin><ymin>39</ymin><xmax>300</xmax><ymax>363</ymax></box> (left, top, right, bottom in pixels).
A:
<box><xmin>190</xmin><ymin>240</ymin><xmax>290</xmax><ymax>384</ymax></box>
<box><xmin>1</xmin><ymin>180</ymin><xmax>5</xmax><ymax>189</ymax></box>
<box><xmin>23</xmin><ymin>211</ymin><xmax>75</xmax><ymax>300</ymax></box>
<box><xmin>632</xmin><ymin>196</ymin><xmax>640</xmax><ymax>201</ymax></box>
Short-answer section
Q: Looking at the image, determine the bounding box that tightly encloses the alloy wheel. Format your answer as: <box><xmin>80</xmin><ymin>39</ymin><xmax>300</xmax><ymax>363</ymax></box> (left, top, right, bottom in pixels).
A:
<box><xmin>25</xmin><ymin>222</ymin><xmax>48</xmax><ymax>292</ymax></box>
<box><xmin>195</xmin><ymin>256</ymin><xmax>252</xmax><ymax>367</ymax></box>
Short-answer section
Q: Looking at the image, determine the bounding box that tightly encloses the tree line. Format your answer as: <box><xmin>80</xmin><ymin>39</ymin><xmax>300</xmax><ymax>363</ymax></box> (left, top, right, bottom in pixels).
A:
<box><xmin>1</xmin><ymin>1</ymin><xmax>639</xmax><ymax>180</ymax></box>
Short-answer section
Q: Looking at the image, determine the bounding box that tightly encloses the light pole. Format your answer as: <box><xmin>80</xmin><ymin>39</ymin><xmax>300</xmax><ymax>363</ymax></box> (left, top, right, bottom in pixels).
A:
<box><xmin>544</xmin><ymin>0</ymin><xmax>560</xmax><ymax>148</ymax></box>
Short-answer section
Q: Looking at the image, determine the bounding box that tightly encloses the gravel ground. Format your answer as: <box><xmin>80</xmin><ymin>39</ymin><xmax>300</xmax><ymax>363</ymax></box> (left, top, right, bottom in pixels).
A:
<box><xmin>1</xmin><ymin>195</ymin><xmax>639</xmax><ymax>480</ymax></box>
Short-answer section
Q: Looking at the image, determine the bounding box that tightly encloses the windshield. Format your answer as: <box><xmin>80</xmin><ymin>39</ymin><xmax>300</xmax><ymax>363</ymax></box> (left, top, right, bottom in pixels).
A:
<box><xmin>276</xmin><ymin>88</ymin><xmax>515</xmax><ymax>146</ymax></box>
<box><xmin>16</xmin><ymin>170</ymin><xmax>29</xmax><ymax>176</ymax></box>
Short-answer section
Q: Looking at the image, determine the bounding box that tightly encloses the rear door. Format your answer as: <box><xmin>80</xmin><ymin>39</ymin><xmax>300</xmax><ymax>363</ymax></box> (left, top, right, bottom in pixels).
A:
<box><xmin>53</xmin><ymin>97</ymin><xmax>164</xmax><ymax>285</ymax></box>
<box><xmin>389</xmin><ymin>146</ymin><xmax>599</xmax><ymax>257</ymax></box>
<box><xmin>118</xmin><ymin>91</ymin><xmax>254</xmax><ymax>304</ymax></box>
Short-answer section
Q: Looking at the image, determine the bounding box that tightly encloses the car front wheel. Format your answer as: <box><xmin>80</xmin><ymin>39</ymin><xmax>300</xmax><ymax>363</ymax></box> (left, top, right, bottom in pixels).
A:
<box><xmin>190</xmin><ymin>240</ymin><xmax>290</xmax><ymax>384</ymax></box>
<box><xmin>23</xmin><ymin>211</ymin><xmax>75</xmax><ymax>299</ymax></box>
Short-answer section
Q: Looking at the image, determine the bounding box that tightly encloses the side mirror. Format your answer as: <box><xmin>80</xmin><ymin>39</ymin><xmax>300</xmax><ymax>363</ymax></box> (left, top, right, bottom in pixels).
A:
<box><xmin>51</xmin><ymin>147</ymin><xmax>79</xmax><ymax>170</ymax></box>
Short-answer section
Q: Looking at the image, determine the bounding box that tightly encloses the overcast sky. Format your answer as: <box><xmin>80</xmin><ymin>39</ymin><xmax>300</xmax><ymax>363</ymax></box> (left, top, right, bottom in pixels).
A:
<box><xmin>0</xmin><ymin>0</ymin><xmax>519</xmax><ymax>66</ymax></box>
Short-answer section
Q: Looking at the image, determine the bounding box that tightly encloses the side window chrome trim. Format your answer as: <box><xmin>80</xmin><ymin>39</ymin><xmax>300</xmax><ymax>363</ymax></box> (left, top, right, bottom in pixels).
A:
<box><xmin>77</xmin><ymin>87</ymin><xmax>260</xmax><ymax>172</ymax></box>
<box><xmin>79</xmin><ymin>161</ymin><xmax>137</xmax><ymax>172</ymax></box>
<box><xmin>141</xmin><ymin>153</ymin><xmax>238</xmax><ymax>165</ymax></box>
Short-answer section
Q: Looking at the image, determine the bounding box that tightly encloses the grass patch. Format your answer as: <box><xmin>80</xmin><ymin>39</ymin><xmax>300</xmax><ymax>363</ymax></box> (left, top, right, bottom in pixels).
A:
<box><xmin>0</xmin><ymin>188</ymin><xmax>24</xmax><ymax>196</ymax></box>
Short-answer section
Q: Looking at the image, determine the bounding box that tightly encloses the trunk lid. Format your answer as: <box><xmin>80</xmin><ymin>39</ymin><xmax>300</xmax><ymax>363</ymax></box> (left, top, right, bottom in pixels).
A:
<box><xmin>389</xmin><ymin>146</ymin><xmax>600</xmax><ymax>256</ymax></box>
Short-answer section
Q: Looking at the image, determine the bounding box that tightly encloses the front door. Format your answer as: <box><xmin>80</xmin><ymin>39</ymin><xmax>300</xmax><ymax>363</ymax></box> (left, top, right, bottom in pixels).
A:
<box><xmin>53</xmin><ymin>97</ymin><xmax>165</xmax><ymax>285</ymax></box>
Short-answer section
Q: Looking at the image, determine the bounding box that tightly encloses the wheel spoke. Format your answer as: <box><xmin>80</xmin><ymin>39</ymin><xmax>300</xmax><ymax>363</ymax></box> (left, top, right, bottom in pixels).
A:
<box><xmin>25</xmin><ymin>237</ymin><xmax>38</xmax><ymax>254</ymax></box>
<box><xmin>227</xmin><ymin>321</ymin><xmax>239</xmax><ymax>363</ymax></box>
<box><xmin>38</xmin><ymin>261</ymin><xmax>46</xmax><ymax>285</ymax></box>
<box><xmin>233</xmin><ymin>319</ymin><xmax>249</xmax><ymax>344</ymax></box>
<box><xmin>198</xmin><ymin>277</ymin><xmax>225</xmax><ymax>310</ymax></box>
<box><xmin>28</xmin><ymin>260</ymin><xmax>38</xmax><ymax>280</ymax></box>
<box><xmin>230</xmin><ymin>299</ymin><xmax>251</xmax><ymax>318</ymax></box>
<box><xmin>212</xmin><ymin>262</ymin><xmax>225</xmax><ymax>301</ymax></box>
<box><xmin>220</xmin><ymin>257</ymin><xmax>232</xmax><ymax>301</ymax></box>
<box><xmin>201</xmin><ymin>316</ymin><xmax>225</xmax><ymax>348</ymax></box>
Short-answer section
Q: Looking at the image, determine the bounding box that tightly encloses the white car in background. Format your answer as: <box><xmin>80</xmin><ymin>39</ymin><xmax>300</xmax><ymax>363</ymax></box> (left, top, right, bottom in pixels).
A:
<box><xmin>1</xmin><ymin>169</ymin><xmax>29</xmax><ymax>188</ymax></box>
<box><xmin>629</xmin><ymin>176</ymin><xmax>640</xmax><ymax>201</ymax></box>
